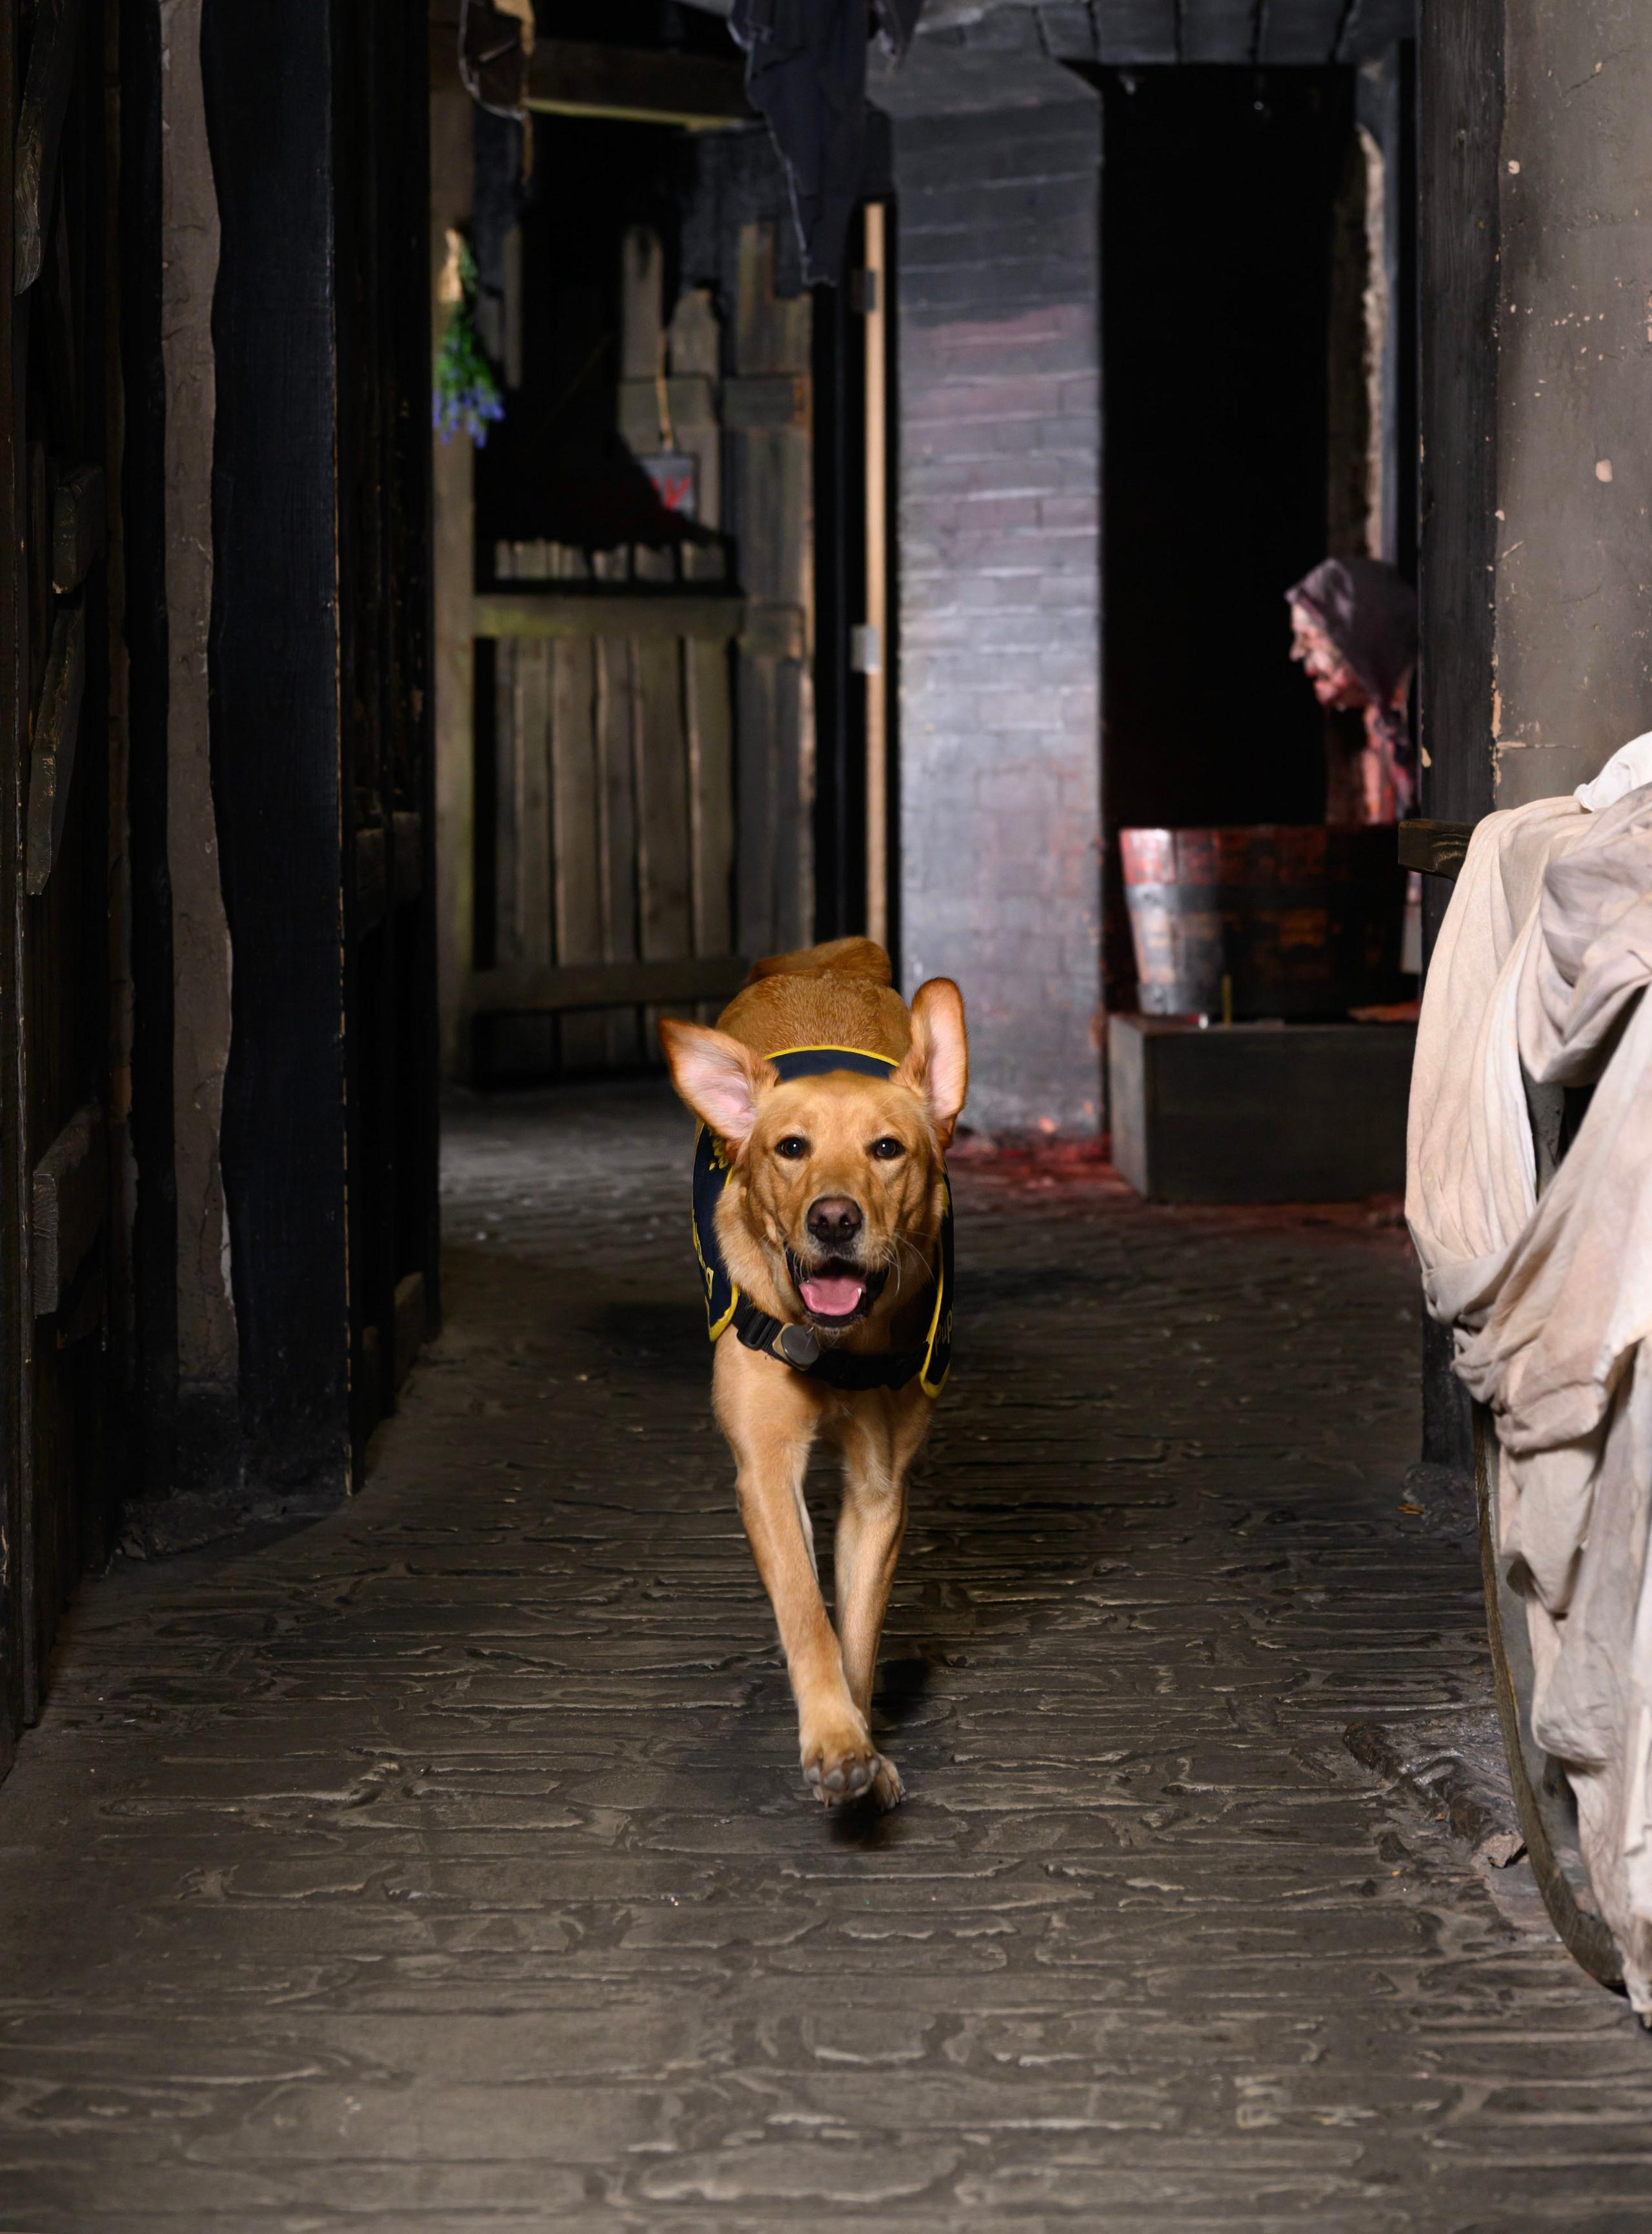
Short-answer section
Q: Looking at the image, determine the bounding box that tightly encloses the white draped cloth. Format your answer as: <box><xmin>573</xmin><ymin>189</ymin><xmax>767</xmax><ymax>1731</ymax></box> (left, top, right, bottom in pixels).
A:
<box><xmin>1407</xmin><ymin>765</ymin><xmax>1652</xmax><ymax>2011</ymax></box>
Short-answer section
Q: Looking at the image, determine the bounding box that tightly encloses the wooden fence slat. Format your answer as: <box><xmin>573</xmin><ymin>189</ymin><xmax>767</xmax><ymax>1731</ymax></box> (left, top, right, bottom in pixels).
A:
<box><xmin>735</xmin><ymin>649</ymin><xmax>779</xmax><ymax>960</ymax></box>
<box><xmin>492</xmin><ymin>632</ymin><xmax>519</xmax><ymax>961</ymax></box>
<box><xmin>551</xmin><ymin>625</ymin><xmax>605</xmax><ymax>1069</ymax></box>
<box><xmin>620</xmin><ymin>226</ymin><xmax>663</xmax><ymax>382</ymax></box>
<box><xmin>512</xmin><ymin>543</ymin><xmax>552</xmax><ymax>977</ymax></box>
<box><xmin>634</xmin><ymin>634</ymin><xmax>694</xmax><ymax>965</ymax></box>
<box><xmin>670</xmin><ymin>289</ymin><xmax>725</xmax><ymax>589</ymax></box>
<box><xmin>686</xmin><ymin>639</ymin><xmax>734</xmax><ymax>960</ymax></box>
<box><xmin>599</xmin><ymin>666</ymin><xmax>641</xmax><ymax>1062</ymax></box>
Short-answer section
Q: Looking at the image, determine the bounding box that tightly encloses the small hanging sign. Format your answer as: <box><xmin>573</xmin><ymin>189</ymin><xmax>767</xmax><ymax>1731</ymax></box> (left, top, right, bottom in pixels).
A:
<box><xmin>640</xmin><ymin>453</ymin><xmax>698</xmax><ymax>521</ymax></box>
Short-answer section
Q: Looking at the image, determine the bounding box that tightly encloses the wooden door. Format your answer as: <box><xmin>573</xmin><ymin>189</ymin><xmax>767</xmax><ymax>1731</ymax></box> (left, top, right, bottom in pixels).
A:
<box><xmin>472</xmin><ymin>543</ymin><xmax>744</xmax><ymax>1074</ymax></box>
<box><xmin>0</xmin><ymin>0</ymin><xmax>117</xmax><ymax>1759</ymax></box>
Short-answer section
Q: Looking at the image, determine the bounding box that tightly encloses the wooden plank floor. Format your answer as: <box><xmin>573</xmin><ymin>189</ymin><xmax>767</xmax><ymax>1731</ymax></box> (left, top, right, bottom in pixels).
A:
<box><xmin>0</xmin><ymin>1083</ymin><xmax>1644</xmax><ymax>2230</ymax></box>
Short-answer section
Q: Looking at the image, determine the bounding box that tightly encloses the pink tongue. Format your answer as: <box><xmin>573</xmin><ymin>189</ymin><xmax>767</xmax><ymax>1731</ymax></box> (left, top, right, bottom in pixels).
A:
<box><xmin>800</xmin><ymin>1273</ymin><xmax>865</xmax><ymax>1318</ymax></box>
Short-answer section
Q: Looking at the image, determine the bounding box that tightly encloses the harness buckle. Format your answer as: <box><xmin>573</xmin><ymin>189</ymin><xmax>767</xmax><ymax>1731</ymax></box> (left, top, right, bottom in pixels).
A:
<box><xmin>778</xmin><ymin>1323</ymin><xmax>821</xmax><ymax>1367</ymax></box>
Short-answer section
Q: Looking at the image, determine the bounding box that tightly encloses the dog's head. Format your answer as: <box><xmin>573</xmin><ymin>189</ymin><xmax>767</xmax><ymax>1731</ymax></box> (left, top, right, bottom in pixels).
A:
<box><xmin>660</xmin><ymin>980</ymin><xmax>967</xmax><ymax>1331</ymax></box>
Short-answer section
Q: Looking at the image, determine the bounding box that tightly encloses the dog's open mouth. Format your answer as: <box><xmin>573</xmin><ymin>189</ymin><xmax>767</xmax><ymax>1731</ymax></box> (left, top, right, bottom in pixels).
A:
<box><xmin>785</xmin><ymin>1253</ymin><xmax>889</xmax><ymax>1324</ymax></box>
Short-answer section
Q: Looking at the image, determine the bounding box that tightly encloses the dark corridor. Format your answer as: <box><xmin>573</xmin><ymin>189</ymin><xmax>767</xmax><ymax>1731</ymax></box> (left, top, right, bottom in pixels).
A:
<box><xmin>1101</xmin><ymin>67</ymin><xmax>1353</xmax><ymax>845</ymax></box>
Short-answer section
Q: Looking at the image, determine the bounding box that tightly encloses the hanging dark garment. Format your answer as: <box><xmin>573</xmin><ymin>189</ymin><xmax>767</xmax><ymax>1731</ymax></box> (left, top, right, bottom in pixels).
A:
<box><xmin>731</xmin><ymin>0</ymin><xmax>923</xmax><ymax>286</ymax></box>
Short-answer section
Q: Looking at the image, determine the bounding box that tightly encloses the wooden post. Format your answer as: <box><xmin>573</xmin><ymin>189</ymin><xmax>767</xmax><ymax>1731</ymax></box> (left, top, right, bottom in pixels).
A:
<box><xmin>730</xmin><ymin>221</ymin><xmax>812</xmax><ymax>959</ymax></box>
<box><xmin>203</xmin><ymin>0</ymin><xmax>348</xmax><ymax>1490</ymax></box>
<box><xmin>1418</xmin><ymin>0</ymin><xmax>1502</xmax><ymax>1483</ymax></box>
<box><xmin>862</xmin><ymin>202</ymin><xmax>889</xmax><ymax>951</ymax></box>
<box><xmin>431</xmin><ymin>91</ymin><xmax>474</xmax><ymax>1079</ymax></box>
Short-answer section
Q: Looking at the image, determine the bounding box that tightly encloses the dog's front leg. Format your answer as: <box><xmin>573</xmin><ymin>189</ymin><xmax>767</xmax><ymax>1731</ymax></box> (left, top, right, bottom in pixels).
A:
<box><xmin>831</xmin><ymin>1389</ymin><xmax>931</xmax><ymax>1810</ymax></box>
<box><xmin>714</xmin><ymin>1342</ymin><xmax>883</xmax><ymax>1804</ymax></box>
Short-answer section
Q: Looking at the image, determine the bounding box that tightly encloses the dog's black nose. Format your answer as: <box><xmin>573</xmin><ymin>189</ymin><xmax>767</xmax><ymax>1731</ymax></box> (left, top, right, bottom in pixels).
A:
<box><xmin>807</xmin><ymin>1195</ymin><xmax>863</xmax><ymax>1245</ymax></box>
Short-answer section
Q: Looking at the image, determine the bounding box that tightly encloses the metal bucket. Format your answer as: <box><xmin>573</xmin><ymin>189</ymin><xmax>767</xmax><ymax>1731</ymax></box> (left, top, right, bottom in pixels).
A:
<box><xmin>1119</xmin><ymin>823</ymin><xmax>1408</xmax><ymax>1019</ymax></box>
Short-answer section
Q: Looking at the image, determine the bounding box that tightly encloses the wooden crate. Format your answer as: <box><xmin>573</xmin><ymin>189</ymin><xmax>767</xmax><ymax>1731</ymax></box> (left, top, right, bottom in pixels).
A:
<box><xmin>1107</xmin><ymin>1014</ymin><xmax>1416</xmax><ymax>1203</ymax></box>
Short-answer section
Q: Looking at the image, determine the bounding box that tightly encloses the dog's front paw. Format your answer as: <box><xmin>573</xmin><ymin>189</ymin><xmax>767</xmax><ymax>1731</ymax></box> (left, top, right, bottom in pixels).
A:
<box><xmin>800</xmin><ymin>1715</ymin><xmax>878</xmax><ymax>1805</ymax></box>
<box><xmin>800</xmin><ymin>1718</ymin><xmax>904</xmax><ymax>1809</ymax></box>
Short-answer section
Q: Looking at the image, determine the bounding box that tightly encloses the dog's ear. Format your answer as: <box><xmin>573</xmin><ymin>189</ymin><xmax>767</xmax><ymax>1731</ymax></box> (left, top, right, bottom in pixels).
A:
<box><xmin>898</xmin><ymin>978</ymin><xmax>969</xmax><ymax>1151</ymax></box>
<box><xmin>658</xmin><ymin>1019</ymin><xmax>777</xmax><ymax>1150</ymax></box>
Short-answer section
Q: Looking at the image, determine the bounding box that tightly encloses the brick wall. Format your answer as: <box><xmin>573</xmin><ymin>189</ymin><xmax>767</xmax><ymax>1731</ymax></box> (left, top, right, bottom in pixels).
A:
<box><xmin>892</xmin><ymin>95</ymin><xmax>1102</xmax><ymax>1138</ymax></box>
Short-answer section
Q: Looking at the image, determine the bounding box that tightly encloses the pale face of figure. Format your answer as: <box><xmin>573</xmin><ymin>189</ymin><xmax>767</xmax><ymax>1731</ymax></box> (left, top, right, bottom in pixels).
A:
<box><xmin>1289</xmin><ymin>600</ymin><xmax>1368</xmax><ymax>712</ymax></box>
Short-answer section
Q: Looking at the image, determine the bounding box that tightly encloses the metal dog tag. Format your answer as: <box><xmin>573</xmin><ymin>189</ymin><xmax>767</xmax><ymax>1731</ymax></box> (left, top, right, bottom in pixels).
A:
<box><xmin>778</xmin><ymin>1323</ymin><xmax>821</xmax><ymax>1367</ymax></box>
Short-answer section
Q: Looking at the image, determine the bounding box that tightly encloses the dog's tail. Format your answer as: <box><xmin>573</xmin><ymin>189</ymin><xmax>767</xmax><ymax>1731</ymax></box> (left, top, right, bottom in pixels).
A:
<box><xmin>745</xmin><ymin>936</ymin><xmax>891</xmax><ymax>986</ymax></box>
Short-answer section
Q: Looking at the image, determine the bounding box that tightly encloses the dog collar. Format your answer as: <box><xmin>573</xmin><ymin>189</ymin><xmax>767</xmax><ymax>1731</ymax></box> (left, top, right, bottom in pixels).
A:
<box><xmin>690</xmin><ymin>1044</ymin><xmax>953</xmax><ymax>1395</ymax></box>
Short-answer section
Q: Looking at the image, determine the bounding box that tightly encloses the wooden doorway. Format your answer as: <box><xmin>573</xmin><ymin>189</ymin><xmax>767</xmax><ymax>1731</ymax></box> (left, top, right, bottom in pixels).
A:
<box><xmin>467</xmin><ymin>211</ymin><xmax>816</xmax><ymax>1076</ymax></box>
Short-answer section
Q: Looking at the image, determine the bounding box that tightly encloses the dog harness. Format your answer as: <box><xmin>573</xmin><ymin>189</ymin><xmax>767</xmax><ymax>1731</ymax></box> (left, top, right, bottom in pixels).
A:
<box><xmin>691</xmin><ymin>1044</ymin><xmax>954</xmax><ymax>1396</ymax></box>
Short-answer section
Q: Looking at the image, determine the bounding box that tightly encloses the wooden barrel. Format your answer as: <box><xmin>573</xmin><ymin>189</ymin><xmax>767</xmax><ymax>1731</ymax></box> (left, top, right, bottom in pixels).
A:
<box><xmin>1119</xmin><ymin>824</ymin><xmax>1408</xmax><ymax>1019</ymax></box>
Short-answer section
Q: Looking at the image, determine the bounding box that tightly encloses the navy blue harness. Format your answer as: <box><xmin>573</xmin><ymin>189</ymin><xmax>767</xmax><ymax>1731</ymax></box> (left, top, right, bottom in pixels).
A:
<box><xmin>691</xmin><ymin>1045</ymin><xmax>954</xmax><ymax>1394</ymax></box>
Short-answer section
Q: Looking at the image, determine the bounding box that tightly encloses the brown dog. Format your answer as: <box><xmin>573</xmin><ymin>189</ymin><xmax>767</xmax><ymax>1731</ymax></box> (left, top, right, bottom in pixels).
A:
<box><xmin>660</xmin><ymin>938</ymin><xmax>967</xmax><ymax>1809</ymax></box>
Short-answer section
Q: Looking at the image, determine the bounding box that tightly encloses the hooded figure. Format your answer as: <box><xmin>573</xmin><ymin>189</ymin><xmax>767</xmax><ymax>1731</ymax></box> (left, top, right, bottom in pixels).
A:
<box><xmin>1287</xmin><ymin>556</ymin><xmax>1417</xmax><ymax>821</ymax></box>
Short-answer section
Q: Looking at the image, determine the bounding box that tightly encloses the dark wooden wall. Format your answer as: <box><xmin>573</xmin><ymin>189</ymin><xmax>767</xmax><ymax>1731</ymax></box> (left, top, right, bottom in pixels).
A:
<box><xmin>1</xmin><ymin>0</ymin><xmax>23</xmax><ymax>1773</ymax></box>
<box><xmin>0</xmin><ymin>0</ymin><xmax>123</xmax><ymax>1758</ymax></box>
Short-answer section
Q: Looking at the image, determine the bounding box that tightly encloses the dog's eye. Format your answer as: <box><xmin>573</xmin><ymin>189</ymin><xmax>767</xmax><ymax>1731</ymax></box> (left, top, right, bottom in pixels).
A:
<box><xmin>774</xmin><ymin>1135</ymin><xmax>809</xmax><ymax>1160</ymax></box>
<box><xmin>869</xmin><ymin>1136</ymin><xmax>905</xmax><ymax>1162</ymax></box>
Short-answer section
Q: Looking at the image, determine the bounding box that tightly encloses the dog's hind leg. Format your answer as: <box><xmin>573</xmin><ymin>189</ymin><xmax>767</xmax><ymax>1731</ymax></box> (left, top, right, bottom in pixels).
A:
<box><xmin>715</xmin><ymin>1343</ymin><xmax>883</xmax><ymax>1806</ymax></box>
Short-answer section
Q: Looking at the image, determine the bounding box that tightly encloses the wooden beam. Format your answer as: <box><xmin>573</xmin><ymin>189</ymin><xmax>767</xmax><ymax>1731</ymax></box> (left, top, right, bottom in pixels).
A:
<box><xmin>470</xmin><ymin>954</ymin><xmax>749</xmax><ymax>1016</ymax></box>
<box><xmin>432</xmin><ymin>35</ymin><xmax>751</xmax><ymax>126</ymax></box>
<box><xmin>527</xmin><ymin>41</ymin><xmax>749</xmax><ymax>126</ymax></box>
<box><xmin>1397</xmin><ymin>819</ymin><xmax>1475</xmax><ymax>881</ymax></box>
<box><xmin>474</xmin><ymin>591</ymin><xmax>745</xmax><ymax>642</ymax></box>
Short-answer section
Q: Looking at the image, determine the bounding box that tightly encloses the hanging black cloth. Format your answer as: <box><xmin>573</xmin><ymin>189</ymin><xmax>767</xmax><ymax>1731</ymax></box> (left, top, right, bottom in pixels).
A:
<box><xmin>730</xmin><ymin>0</ymin><xmax>923</xmax><ymax>286</ymax></box>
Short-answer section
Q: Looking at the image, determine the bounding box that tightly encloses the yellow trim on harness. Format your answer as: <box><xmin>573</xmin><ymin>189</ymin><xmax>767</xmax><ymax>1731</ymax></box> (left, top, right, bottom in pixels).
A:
<box><xmin>760</xmin><ymin>1043</ymin><xmax>902</xmax><ymax>1067</ymax></box>
<box><xmin>918</xmin><ymin>1180</ymin><xmax>953</xmax><ymax>1398</ymax></box>
<box><xmin>691</xmin><ymin>1124</ymin><xmax>740</xmax><ymax>1338</ymax></box>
